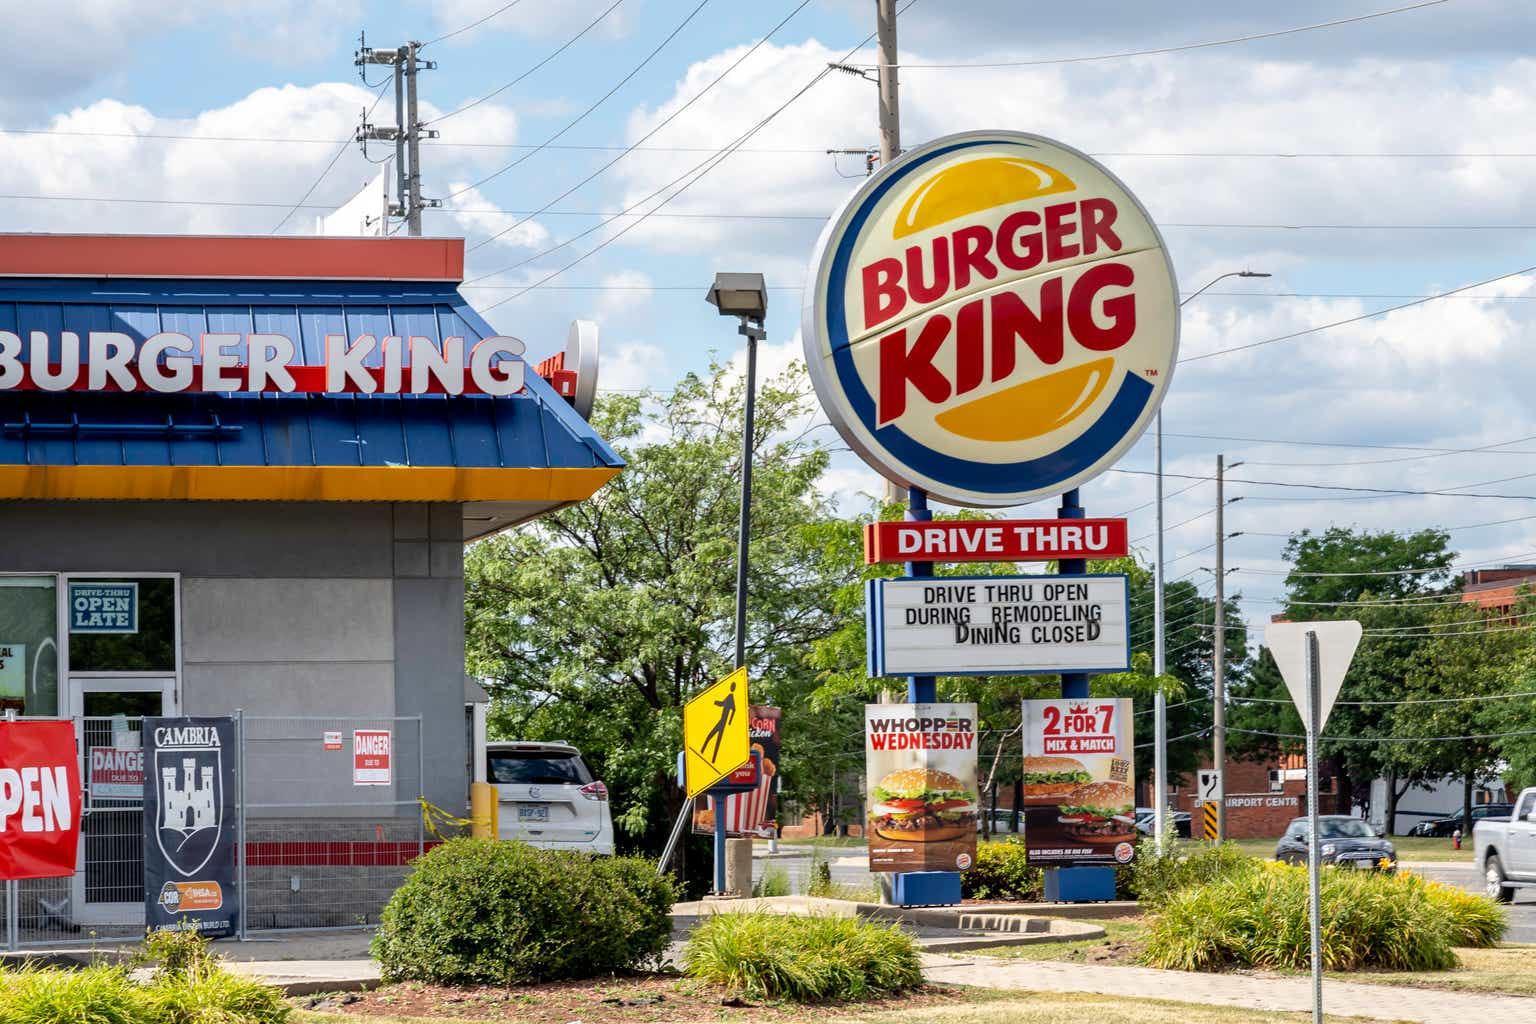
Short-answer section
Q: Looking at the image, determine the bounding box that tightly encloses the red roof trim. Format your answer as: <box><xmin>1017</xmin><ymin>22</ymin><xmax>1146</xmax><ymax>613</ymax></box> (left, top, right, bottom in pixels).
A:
<box><xmin>0</xmin><ymin>234</ymin><xmax>464</xmax><ymax>282</ymax></box>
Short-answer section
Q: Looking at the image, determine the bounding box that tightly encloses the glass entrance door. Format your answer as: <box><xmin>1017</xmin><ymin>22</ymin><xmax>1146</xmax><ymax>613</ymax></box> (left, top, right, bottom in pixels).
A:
<box><xmin>69</xmin><ymin>678</ymin><xmax>176</xmax><ymax>927</ymax></box>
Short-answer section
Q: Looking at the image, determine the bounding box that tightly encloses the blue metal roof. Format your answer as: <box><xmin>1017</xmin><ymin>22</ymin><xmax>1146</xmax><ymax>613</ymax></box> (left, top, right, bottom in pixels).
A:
<box><xmin>0</xmin><ymin>277</ymin><xmax>621</xmax><ymax>475</ymax></box>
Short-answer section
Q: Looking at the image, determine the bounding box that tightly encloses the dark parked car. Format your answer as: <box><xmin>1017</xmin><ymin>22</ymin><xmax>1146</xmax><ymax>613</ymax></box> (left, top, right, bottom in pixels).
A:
<box><xmin>1408</xmin><ymin>804</ymin><xmax>1514</xmax><ymax>837</ymax></box>
<box><xmin>1135</xmin><ymin>810</ymin><xmax>1192</xmax><ymax>838</ymax></box>
<box><xmin>1275</xmin><ymin>815</ymin><xmax>1396</xmax><ymax>870</ymax></box>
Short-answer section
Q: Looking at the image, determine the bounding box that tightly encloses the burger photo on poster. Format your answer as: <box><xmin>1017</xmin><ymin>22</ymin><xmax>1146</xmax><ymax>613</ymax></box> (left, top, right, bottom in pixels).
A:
<box><xmin>1022</xmin><ymin>755</ymin><xmax>1092</xmax><ymax>802</ymax></box>
<box><xmin>1057</xmin><ymin>780</ymin><xmax>1136</xmax><ymax>840</ymax></box>
<box><xmin>868</xmin><ymin>767</ymin><xmax>978</xmax><ymax>841</ymax></box>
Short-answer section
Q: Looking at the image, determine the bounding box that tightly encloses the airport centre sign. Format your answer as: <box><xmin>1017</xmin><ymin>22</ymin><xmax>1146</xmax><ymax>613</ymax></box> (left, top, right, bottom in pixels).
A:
<box><xmin>803</xmin><ymin>130</ymin><xmax>1179</xmax><ymax>507</ymax></box>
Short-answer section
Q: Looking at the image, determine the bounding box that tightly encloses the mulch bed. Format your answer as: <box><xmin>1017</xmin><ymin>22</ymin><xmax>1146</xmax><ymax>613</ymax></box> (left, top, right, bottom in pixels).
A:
<box><xmin>299</xmin><ymin>977</ymin><xmax>974</xmax><ymax>1023</ymax></box>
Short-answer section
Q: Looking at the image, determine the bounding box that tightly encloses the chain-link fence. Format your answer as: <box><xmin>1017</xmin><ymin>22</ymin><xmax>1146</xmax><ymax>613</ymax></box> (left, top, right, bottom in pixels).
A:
<box><xmin>4</xmin><ymin>713</ymin><xmax>427</xmax><ymax>949</ymax></box>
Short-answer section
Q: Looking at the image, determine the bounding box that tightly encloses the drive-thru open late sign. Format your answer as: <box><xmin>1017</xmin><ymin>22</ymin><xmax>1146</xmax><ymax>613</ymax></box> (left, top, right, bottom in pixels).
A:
<box><xmin>867</xmin><ymin>574</ymin><xmax>1129</xmax><ymax>677</ymax></box>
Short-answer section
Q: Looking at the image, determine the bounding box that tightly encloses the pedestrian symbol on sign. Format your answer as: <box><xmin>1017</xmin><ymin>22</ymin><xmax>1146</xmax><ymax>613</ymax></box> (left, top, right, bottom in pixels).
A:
<box><xmin>699</xmin><ymin>679</ymin><xmax>737</xmax><ymax>763</ymax></box>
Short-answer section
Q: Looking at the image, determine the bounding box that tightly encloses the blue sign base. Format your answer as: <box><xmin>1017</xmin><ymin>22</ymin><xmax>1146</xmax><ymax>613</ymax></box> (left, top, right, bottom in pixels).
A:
<box><xmin>892</xmin><ymin>870</ymin><xmax>962</xmax><ymax>907</ymax></box>
<box><xmin>1043</xmin><ymin>866</ymin><xmax>1117</xmax><ymax>902</ymax></box>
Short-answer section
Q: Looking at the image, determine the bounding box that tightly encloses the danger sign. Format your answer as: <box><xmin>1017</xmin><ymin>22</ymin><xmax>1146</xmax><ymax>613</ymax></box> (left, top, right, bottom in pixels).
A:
<box><xmin>88</xmin><ymin>746</ymin><xmax>144</xmax><ymax>800</ymax></box>
<box><xmin>353</xmin><ymin>730</ymin><xmax>391</xmax><ymax>786</ymax></box>
<box><xmin>0</xmin><ymin>720</ymin><xmax>82</xmax><ymax>880</ymax></box>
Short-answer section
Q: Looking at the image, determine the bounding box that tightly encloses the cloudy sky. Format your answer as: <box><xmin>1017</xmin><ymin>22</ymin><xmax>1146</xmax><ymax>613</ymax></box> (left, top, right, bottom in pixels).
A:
<box><xmin>9</xmin><ymin>0</ymin><xmax>1536</xmax><ymax>648</ymax></box>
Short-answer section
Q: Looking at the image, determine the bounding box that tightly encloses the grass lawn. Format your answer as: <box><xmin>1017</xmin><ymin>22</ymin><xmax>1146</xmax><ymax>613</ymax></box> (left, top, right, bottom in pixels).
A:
<box><xmin>970</xmin><ymin>918</ymin><xmax>1149</xmax><ymax>965</ymax></box>
<box><xmin>1221</xmin><ymin>836</ymin><xmax>1473</xmax><ymax>864</ymax></box>
<box><xmin>770</xmin><ymin>836</ymin><xmax>869</xmax><ymax>849</ymax></box>
<box><xmin>292</xmin><ymin>985</ymin><xmax>1383</xmax><ymax>1024</ymax></box>
<box><xmin>1324</xmin><ymin>944</ymin><xmax>1536</xmax><ymax>997</ymax></box>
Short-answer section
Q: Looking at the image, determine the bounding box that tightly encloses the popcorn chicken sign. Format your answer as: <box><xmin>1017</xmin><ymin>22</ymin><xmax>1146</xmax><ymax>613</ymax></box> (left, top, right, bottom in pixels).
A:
<box><xmin>802</xmin><ymin>131</ymin><xmax>1179</xmax><ymax>506</ymax></box>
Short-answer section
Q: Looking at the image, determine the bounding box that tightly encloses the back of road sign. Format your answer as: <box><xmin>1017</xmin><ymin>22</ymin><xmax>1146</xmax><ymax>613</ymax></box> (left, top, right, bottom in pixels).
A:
<box><xmin>683</xmin><ymin>668</ymin><xmax>750</xmax><ymax>798</ymax></box>
<box><xmin>1264</xmin><ymin>621</ymin><xmax>1363</xmax><ymax>732</ymax></box>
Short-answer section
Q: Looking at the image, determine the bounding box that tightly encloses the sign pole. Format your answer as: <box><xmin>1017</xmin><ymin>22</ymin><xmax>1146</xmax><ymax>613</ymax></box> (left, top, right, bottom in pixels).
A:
<box><xmin>1305</xmin><ymin>629</ymin><xmax>1324</xmax><ymax>1024</ymax></box>
<box><xmin>904</xmin><ymin>487</ymin><xmax>937</xmax><ymax>704</ymax></box>
<box><xmin>3</xmin><ymin>707</ymin><xmax>13</xmax><ymax>952</ymax></box>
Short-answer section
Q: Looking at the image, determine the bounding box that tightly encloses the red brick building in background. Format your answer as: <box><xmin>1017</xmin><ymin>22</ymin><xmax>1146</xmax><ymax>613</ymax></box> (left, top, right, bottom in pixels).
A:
<box><xmin>1461</xmin><ymin>566</ymin><xmax>1536</xmax><ymax>620</ymax></box>
<box><xmin>1166</xmin><ymin>754</ymin><xmax>1345</xmax><ymax>839</ymax></box>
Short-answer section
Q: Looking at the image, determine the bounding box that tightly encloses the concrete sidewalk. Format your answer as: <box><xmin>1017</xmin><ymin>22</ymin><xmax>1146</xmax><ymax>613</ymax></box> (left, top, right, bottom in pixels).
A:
<box><xmin>921</xmin><ymin>953</ymin><xmax>1536</xmax><ymax>1024</ymax></box>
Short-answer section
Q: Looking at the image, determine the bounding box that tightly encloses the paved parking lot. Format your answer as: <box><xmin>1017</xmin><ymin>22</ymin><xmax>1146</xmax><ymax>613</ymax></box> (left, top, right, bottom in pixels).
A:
<box><xmin>1412</xmin><ymin>861</ymin><xmax>1536</xmax><ymax>943</ymax></box>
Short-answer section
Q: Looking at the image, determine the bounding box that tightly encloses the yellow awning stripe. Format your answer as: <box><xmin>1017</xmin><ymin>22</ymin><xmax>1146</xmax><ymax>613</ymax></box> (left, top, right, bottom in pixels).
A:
<box><xmin>0</xmin><ymin>464</ymin><xmax>620</xmax><ymax>503</ymax></box>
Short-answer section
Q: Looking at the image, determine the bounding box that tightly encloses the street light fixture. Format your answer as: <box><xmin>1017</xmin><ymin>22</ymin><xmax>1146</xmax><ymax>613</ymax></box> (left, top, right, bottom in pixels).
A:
<box><xmin>705</xmin><ymin>271</ymin><xmax>768</xmax><ymax>894</ymax></box>
<box><xmin>1152</xmin><ymin>270</ymin><xmax>1270</xmax><ymax>849</ymax></box>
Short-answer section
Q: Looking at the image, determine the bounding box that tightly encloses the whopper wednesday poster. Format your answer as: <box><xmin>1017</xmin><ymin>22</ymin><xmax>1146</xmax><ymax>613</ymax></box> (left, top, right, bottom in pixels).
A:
<box><xmin>1021</xmin><ymin>698</ymin><xmax>1135</xmax><ymax>867</ymax></box>
<box><xmin>864</xmin><ymin>703</ymin><xmax>978</xmax><ymax>873</ymax></box>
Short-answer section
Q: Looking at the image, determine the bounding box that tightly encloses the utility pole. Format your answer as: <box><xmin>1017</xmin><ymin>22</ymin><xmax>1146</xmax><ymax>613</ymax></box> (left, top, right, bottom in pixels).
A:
<box><xmin>355</xmin><ymin>38</ymin><xmax>439</xmax><ymax>234</ymax></box>
<box><xmin>1214</xmin><ymin>454</ymin><xmax>1227</xmax><ymax>840</ymax></box>
<box><xmin>876</xmin><ymin>0</ymin><xmax>903</xmax><ymax>507</ymax></box>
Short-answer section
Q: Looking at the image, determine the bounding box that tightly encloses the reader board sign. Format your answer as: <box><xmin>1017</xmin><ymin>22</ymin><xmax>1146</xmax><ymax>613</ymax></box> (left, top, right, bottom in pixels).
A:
<box><xmin>864</xmin><ymin>518</ymin><xmax>1128</xmax><ymax>564</ymax></box>
<box><xmin>802</xmin><ymin>130</ymin><xmax>1179</xmax><ymax>507</ymax></box>
<box><xmin>89</xmin><ymin>746</ymin><xmax>145</xmax><ymax>800</ymax></box>
<box><xmin>1021</xmin><ymin>698</ymin><xmax>1135</xmax><ymax>867</ymax></box>
<box><xmin>866</xmin><ymin>574</ymin><xmax>1129</xmax><ymax>677</ymax></box>
<box><xmin>353</xmin><ymin>730</ymin><xmax>392</xmax><ymax>785</ymax></box>
<box><xmin>865</xmin><ymin>703</ymin><xmax>978</xmax><ymax>873</ymax></box>
<box><xmin>143</xmin><ymin>716</ymin><xmax>238</xmax><ymax>937</ymax></box>
<box><xmin>0</xmin><ymin>719</ymin><xmax>82</xmax><ymax>880</ymax></box>
<box><xmin>69</xmin><ymin>582</ymin><xmax>138</xmax><ymax>633</ymax></box>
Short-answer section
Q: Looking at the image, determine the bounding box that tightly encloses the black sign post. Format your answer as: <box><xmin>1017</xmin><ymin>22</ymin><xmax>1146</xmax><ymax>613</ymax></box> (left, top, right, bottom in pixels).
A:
<box><xmin>142</xmin><ymin>716</ymin><xmax>239</xmax><ymax>938</ymax></box>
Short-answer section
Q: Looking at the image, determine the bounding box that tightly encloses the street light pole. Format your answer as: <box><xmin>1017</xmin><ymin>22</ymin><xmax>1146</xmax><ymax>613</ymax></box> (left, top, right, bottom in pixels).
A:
<box><xmin>1156</xmin><ymin>270</ymin><xmax>1269</xmax><ymax>849</ymax></box>
<box><xmin>707</xmin><ymin>273</ymin><xmax>768</xmax><ymax>895</ymax></box>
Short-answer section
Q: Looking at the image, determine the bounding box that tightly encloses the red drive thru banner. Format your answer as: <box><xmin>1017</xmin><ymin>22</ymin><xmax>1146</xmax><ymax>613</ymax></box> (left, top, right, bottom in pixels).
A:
<box><xmin>0</xmin><ymin>720</ymin><xmax>82</xmax><ymax>880</ymax></box>
<box><xmin>865</xmin><ymin>519</ymin><xmax>1127</xmax><ymax>564</ymax></box>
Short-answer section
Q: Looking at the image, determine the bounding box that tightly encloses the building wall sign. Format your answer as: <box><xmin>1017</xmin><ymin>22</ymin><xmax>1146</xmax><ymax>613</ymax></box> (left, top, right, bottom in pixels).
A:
<box><xmin>803</xmin><ymin>130</ymin><xmax>1178</xmax><ymax>506</ymax></box>
<box><xmin>866</xmin><ymin>574</ymin><xmax>1130</xmax><ymax>677</ymax></box>
<box><xmin>0</xmin><ymin>331</ymin><xmax>526</xmax><ymax>395</ymax></box>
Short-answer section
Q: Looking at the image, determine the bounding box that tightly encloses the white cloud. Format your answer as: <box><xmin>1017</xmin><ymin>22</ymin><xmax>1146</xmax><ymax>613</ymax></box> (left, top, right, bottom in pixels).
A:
<box><xmin>600</xmin><ymin>339</ymin><xmax>667</xmax><ymax>393</ymax></box>
<box><xmin>0</xmin><ymin>84</ymin><xmax>525</xmax><ymax>237</ymax></box>
<box><xmin>1</xmin><ymin>1</ymin><xmax>359</xmax><ymax>110</ymax></box>
<box><xmin>591</xmin><ymin>270</ymin><xmax>653</xmax><ymax>323</ymax></box>
<box><xmin>443</xmin><ymin>183</ymin><xmax>552</xmax><ymax>249</ymax></box>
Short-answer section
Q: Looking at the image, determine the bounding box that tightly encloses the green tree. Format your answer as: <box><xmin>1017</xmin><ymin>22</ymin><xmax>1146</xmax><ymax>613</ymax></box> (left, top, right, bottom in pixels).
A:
<box><xmin>1228</xmin><ymin>526</ymin><xmax>1455</xmax><ymax>828</ymax></box>
<box><xmin>465</xmin><ymin>361</ymin><xmax>854</xmax><ymax>856</ymax></box>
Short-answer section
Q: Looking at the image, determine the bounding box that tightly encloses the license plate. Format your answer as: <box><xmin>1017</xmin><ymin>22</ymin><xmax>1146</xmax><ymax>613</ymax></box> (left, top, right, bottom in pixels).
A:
<box><xmin>517</xmin><ymin>805</ymin><xmax>549</xmax><ymax>822</ymax></box>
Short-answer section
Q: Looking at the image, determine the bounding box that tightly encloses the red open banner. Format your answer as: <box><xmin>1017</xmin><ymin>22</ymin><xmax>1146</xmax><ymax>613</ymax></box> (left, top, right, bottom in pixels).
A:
<box><xmin>0</xmin><ymin>720</ymin><xmax>83</xmax><ymax>880</ymax></box>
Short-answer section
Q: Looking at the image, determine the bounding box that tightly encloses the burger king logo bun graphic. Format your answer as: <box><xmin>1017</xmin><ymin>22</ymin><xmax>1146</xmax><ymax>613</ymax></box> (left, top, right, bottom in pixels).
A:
<box><xmin>802</xmin><ymin>131</ymin><xmax>1179</xmax><ymax>507</ymax></box>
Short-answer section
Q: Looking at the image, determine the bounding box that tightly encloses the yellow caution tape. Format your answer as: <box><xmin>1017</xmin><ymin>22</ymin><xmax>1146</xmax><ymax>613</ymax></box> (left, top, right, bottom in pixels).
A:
<box><xmin>418</xmin><ymin>797</ymin><xmax>491</xmax><ymax>840</ymax></box>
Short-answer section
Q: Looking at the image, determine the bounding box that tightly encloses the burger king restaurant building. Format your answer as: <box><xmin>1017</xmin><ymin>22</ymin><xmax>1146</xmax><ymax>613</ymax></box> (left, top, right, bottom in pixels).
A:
<box><xmin>0</xmin><ymin>234</ymin><xmax>621</xmax><ymax>932</ymax></box>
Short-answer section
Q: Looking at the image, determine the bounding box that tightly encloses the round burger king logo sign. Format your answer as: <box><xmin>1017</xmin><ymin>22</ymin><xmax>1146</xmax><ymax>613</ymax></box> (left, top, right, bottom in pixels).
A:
<box><xmin>802</xmin><ymin>130</ymin><xmax>1178</xmax><ymax>507</ymax></box>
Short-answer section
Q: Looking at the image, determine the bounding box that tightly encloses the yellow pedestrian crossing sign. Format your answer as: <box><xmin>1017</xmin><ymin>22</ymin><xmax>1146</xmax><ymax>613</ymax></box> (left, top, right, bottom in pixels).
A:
<box><xmin>683</xmin><ymin>667</ymin><xmax>749</xmax><ymax>798</ymax></box>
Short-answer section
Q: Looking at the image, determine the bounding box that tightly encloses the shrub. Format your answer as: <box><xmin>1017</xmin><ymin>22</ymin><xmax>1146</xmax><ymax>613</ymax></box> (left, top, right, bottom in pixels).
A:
<box><xmin>753</xmin><ymin>864</ymin><xmax>791</xmax><ymax>897</ymax></box>
<box><xmin>807</xmin><ymin>856</ymin><xmax>834</xmax><ymax>896</ymax></box>
<box><xmin>682</xmin><ymin>912</ymin><xmax>922</xmax><ymax>1002</ymax></box>
<box><xmin>962</xmin><ymin>840</ymin><xmax>1042</xmax><ymax>901</ymax></box>
<box><xmin>1142</xmin><ymin>861</ymin><xmax>1504</xmax><ymax>973</ymax></box>
<box><xmin>372</xmin><ymin>838</ymin><xmax>675</xmax><ymax>985</ymax></box>
<box><xmin>0</xmin><ymin>930</ymin><xmax>289</xmax><ymax>1024</ymax></box>
<box><xmin>1129</xmin><ymin>836</ymin><xmax>1256</xmax><ymax>906</ymax></box>
<box><xmin>1419</xmin><ymin>875</ymin><xmax>1507</xmax><ymax>948</ymax></box>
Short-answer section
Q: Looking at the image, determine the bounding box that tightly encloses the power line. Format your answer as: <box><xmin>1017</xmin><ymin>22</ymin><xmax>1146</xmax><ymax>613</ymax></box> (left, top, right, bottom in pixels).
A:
<box><xmin>1178</xmin><ymin>263</ymin><xmax>1536</xmax><ymax>363</ymax></box>
<box><xmin>879</xmin><ymin>0</ymin><xmax>1453</xmax><ymax>69</ymax></box>
<box><xmin>422</xmin><ymin>0</ymin><xmax>529</xmax><ymax>47</ymax></box>
<box><xmin>1230</xmin><ymin>726</ymin><xmax>1536</xmax><ymax>745</ymax></box>
<box><xmin>444</xmin><ymin>0</ymin><xmax>712</xmax><ymax>201</ymax></box>
<box><xmin>467</xmin><ymin>0</ymin><xmax>815</xmax><ymax>252</ymax></box>
<box><xmin>427</xmin><ymin>0</ymin><xmax>626</xmax><ymax>126</ymax></box>
<box><xmin>1233</xmin><ymin>689</ymin><xmax>1536</xmax><ymax>707</ymax></box>
<box><xmin>1137</xmin><ymin>728</ymin><xmax>1211</xmax><ymax>749</ymax></box>
<box><xmin>471</xmin><ymin>1</ymin><xmax>925</xmax><ymax>309</ymax></box>
<box><xmin>271</xmin><ymin>80</ymin><xmax>391</xmax><ymax>233</ymax></box>
<box><xmin>9</xmin><ymin>126</ymin><xmax>1536</xmax><ymax>160</ymax></box>
<box><xmin>1238</xmin><ymin>434</ymin><xmax>1536</xmax><ymax>468</ymax></box>
<box><xmin>1168</xmin><ymin>431</ymin><xmax>1536</xmax><ymax>454</ymax></box>
<box><xmin>1112</xmin><ymin>466</ymin><xmax>1536</xmax><ymax>502</ymax></box>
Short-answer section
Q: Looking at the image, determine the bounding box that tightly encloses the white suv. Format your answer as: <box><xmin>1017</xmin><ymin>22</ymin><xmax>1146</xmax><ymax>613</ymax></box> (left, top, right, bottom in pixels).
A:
<box><xmin>486</xmin><ymin>741</ymin><xmax>614</xmax><ymax>855</ymax></box>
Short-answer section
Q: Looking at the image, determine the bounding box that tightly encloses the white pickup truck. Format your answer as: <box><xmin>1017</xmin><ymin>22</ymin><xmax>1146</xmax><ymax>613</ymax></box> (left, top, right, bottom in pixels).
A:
<box><xmin>1474</xmin><ymin>787</ymin><xmax>1536</xmax><ymax>903</ymax></box>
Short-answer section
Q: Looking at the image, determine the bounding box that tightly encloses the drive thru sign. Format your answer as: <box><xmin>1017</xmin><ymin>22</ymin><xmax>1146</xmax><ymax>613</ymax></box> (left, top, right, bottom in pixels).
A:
<box><xmin>683</xmin><ymin>668</ymin><xmax>750</xmax><ymax>798</ymax></box>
